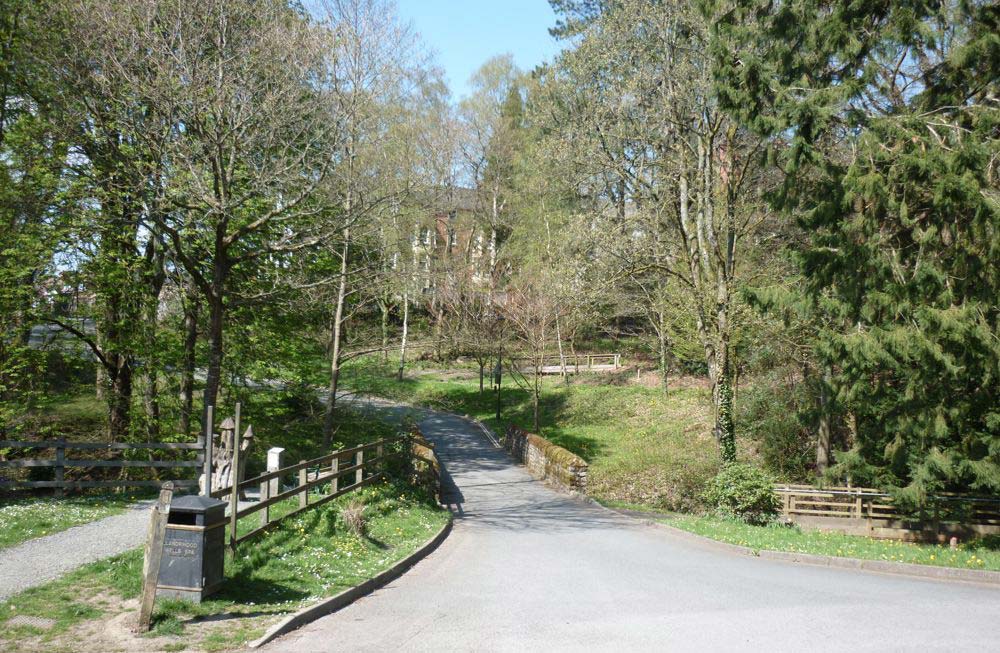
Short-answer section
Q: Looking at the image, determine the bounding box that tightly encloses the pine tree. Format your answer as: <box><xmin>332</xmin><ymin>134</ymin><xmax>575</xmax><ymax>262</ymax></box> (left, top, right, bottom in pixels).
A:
<box><xmin>705</xmin><ymin>0</ymin><xmax>1000</xmax><ymax>500</ymax></box>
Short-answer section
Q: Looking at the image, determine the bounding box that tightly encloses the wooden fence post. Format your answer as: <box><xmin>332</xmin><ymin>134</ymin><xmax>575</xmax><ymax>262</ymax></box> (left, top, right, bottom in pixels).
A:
<box><xmin>330</xmin><ymin>456</ymin><xmax>339</xmax><ymax>495</ymax></box>
<box><xmin>299</xmin><ymin>461</ymin><xmax>308</xmax><ymax>509</ymax></box>
<box><xmin>137</xmin><ymin>482</ymin><xmax>174</xmax><ymax>632</ymax></box>
<box><xmin>259</xmin><ymin>480</ymin><xmax>270</xmax><ymax>528</ymax></box>
<box><xmin>377</xmin><ymin>441</ymin><xmax>384</xmax><ymax>478</ymax></box>
<box><xmin>356</xmin><ymin>449</ymin><xmax>364</xmax><ymax>485</ymax></box>
<box><xmin>202</xmin><ymin>406</ymin><xmax>214</xmax><ymax>496</ymax></box>
<box><xmin>228</xmin><ymin>422</ymin><xmax>242</xmax><ymax>555</ymax></box>
<box><xmin>233</xmin><ymin>402</ymin><xmax>243</xmax><ymax>499</ymax></box>
<box><xmin>54</xmin><ymin>438</ymin><xmax>65</xmax><ymax>498</ymax></box>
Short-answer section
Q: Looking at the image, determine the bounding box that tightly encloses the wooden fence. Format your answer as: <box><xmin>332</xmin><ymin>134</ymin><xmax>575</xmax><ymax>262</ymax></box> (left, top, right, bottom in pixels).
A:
<box><xmin>0</xmin><ymin>439</ymin><xmax>202</xmax><ymax>495</ymax></box>
<box><xmin>775</xmin><ymin>484</ymin><xmax>1000</xmax><ymax>538</ymax></box>
<box><xmin>216</xmin><ymin>434</ymin><xmax>410</xmax><ymax>551</ymax></box>
<box><xmin>512</xmin><ymin>353</ymin><xmax>621</xmax><ymax>373</ymax></box>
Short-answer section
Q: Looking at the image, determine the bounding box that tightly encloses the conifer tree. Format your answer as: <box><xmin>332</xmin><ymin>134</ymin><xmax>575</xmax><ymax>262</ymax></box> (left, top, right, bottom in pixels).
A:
<box><xmin>706</xmin><ymin>0</ymin><xmax>1000</xmax><ymax>499</ymax></box>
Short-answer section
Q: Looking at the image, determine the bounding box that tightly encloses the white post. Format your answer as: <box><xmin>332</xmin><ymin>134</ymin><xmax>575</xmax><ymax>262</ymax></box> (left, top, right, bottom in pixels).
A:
<box><xmin>264</xmin><ymin>447</ymin><xmax>284</xmax><ymax>527</ymax></box>
<box><xmin>266</xmin><ymin>447</ymin><xmax>284</xmax><ymax>498</ymax></box>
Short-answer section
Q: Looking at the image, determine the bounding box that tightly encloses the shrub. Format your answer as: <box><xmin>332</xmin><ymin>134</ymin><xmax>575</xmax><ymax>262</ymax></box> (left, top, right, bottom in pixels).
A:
<box><xmin>340</xmin><ymin>499</ymin><xmax>367</xmax><ymax>537</ymax></box>
<box><xmin>702</xmin><ymin>463</ymin><xmax>781</xmax><ymax>525</ymax></box>
<box><xmin>736</xmin><ymin>371</ymin><xmax>816</xmax><ymax>481</ymax></box>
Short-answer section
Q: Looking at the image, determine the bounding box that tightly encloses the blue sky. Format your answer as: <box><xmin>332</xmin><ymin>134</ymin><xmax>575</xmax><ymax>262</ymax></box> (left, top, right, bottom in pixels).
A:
<box><xmin>395</xmin><ymin>0</ymin><xmax>562</xmax><ymax>100</ymax></box>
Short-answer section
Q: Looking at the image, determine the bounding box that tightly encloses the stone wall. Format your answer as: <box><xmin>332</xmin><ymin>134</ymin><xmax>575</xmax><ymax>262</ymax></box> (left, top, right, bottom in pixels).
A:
<box><xmin>504</xmin><ymin>425</ymin><xmax>587</xmax><ymax>493</ymax></box>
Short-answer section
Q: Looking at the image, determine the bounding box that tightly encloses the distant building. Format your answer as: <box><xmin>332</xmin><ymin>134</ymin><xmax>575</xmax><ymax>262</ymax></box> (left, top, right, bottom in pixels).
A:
<box><xmin>411</xmin><ymin>186</ymin><xmax>492</xmax><ymax>294</ymax></box>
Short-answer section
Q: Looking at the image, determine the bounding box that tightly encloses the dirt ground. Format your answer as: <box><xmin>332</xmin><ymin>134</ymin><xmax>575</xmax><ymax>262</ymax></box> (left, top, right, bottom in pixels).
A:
<box><xmin>3</xmin><ymin>591</ymin><xmax>279</xmax><ymax>653</ymax></box>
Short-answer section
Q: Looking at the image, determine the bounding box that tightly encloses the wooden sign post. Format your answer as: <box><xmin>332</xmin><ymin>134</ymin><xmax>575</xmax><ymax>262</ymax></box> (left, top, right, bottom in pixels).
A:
<box><xmin>137</xmin><ymin>482</ymin><xmax>175</xmax><ymax>632</ymax></box>
<box><xmin>227</xmin><ymin>402</ymin><xmax>243</xmax><ymax>555</ymax></box>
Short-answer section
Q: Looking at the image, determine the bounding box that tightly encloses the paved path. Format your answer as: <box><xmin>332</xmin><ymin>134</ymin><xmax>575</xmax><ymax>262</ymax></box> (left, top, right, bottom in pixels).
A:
<box><xmin>264</xmin><ymin>409</ymin><xmax>1000</xmax><ymax>652</ymax></box>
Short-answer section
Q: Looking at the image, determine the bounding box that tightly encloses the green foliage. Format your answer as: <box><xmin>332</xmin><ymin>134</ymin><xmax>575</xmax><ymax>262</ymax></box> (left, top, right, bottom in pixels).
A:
<box><xmin>817</xmin><ymin>108</ymin><xmax>1000</xmax><ymax>500</ymax></box>
<box><xmin>0</xmin><ymin>3</ymin><xmax>65</xmax><ymax>437</ymax></box>
<box><xmin>702</xmin><ymin>463</ymin><xmax>781</xmax><ymax>525</ymax></box>
<box><xmin>707</xmin><ymin>0</ymin><xmax>1000</xmax><ymax>501</ymax></box>
<box><xmin>737</xmin><ymin>374</ymin><xmax>815</xmax><ymax>482</ymax></box>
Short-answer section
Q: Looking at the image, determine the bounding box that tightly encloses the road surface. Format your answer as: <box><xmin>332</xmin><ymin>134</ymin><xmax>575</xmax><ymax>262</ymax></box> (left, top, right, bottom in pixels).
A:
<box><xmin>263</xmin><ymin>407</ymin><xmax>1000</xmax><ymax>652</ymax></box>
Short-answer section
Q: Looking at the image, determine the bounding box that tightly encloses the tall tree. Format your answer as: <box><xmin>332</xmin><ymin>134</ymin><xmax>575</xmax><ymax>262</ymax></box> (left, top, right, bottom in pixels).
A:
<box><xmin>84</xmin><ymin>0</ymin><xmax>338</xmax><ymax>419</ymax></box>
<box><xmin>708</xmin><ymin>0</ymin><xmax>1000</xmax><ymax>498</ymax></box>
<box><xmin>0</xmin><ymin>0</ymin><xmax>63</xmax><ymax>437</ymax></box>
<box><xmin>539</xmin><ymin>0</ymin><xmax>773</xmax><ymax>461</ymax></box>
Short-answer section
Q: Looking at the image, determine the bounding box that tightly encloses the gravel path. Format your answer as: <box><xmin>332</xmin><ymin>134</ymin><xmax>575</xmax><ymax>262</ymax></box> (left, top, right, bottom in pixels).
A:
<box><xmin>0</xmin><ymin>495</ymin><xmax>262</xmax><ymax>602</ymax></box>
<box><xmin>0</xmin><ymin>500</ymin><xmax>155</xmax><ymax>601</ymax></box>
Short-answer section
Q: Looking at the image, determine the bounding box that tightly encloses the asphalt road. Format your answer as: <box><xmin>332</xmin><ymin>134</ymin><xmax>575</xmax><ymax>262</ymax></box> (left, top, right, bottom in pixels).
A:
<box><xmin>263</xmin><ymin>408</ymin><xmax>1000</xmax><ymax>652</ymax></box>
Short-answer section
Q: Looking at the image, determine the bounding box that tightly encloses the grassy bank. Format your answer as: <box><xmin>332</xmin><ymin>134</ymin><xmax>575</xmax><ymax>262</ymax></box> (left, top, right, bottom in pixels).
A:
<box><xmin>0</xmin><ymin>479</ymin><xmax>449</xmax><ymax>653</ymax></box>
<box><xmin>667</xmin><ymin>514</ymin><xmax>1000</xmax><ymax>572</ymax></box>
<box><xmin>342</xmin><ymin>358</ymin><xmax>721</xmax><ymax>512</ymax></box>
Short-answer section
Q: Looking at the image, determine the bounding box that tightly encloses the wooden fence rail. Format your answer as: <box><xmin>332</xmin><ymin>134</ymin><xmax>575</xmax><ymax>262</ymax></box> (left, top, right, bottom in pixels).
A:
<box><xmin>774</xmin><ymin>484</ymin><xmax>1000</xmax><ymax>525</ymax></box>
<box><xmin>511</xmin><ymin>353</ymin><xmax>622</xmax><ymax>374</ymax></box>
<box><xmin>0</xmin><ymin>438</ymin><xmax>203</xmax><ymax>494</ymax></box>
<box><xmin>221</xmin><ymin>435</ymin><xmax>410</xmax><ymax>551</ymax></box>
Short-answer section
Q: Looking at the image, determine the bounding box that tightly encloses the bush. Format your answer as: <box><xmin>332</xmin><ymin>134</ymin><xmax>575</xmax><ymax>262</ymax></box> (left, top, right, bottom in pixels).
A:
<box><xmin>702</xmin><ymin>463</ymin><xmax>781</xmax><ymax>525</ymax></box>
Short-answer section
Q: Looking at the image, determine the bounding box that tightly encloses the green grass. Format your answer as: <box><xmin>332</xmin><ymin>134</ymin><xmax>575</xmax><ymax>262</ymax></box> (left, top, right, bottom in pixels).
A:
<box><xmin>0</xmin><ymin>479</ymin><xmax>449</xmax><ymax>652</ymax></box>
<box><xmin>342</xmin><ymin>357</ymin><xmax>721</xmax><ymax>511</ymax></box>
<box><xmin>667</xmin><ymin>514</ymin><xmax>1000</xmax><ymax>571</ymax></box>
<box><xmin>0</xmin><ymin>493</ymin><xmax>150</xmax><ymax>550</ymax></box>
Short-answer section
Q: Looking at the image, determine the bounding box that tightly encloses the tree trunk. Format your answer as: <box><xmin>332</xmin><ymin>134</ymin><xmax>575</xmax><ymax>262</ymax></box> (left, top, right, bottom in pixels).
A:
<box><xmin>489</xmin><ymin>186</ymin><xmax>499</xmax><ymax>279</ymax></box>
<box><xmin>434</xmin><ymin>305</ymin><xmax>445</xmax><ymax>362</ymax></box>
<box><xmin>379</xmin><ymin>298</ymin><xmax>390</xmax><ymax>363</ymax></box>
<box><xmin>397</xmin><ymin>291</ymin><xmax>409</xmax><ymax>381</ymax></box>
<box><xmin>323</xmin><ymin>229</ymin><xmax>350</xmax><ymax>446</ymax></box>
<box><xmin>479</xmin><ymin>361</ymin><xmax>485</xmax><ymax>394</ymax></box>
<box><xmin>142</xmin><ymin>358</ymin><xmax>160</xmax><ymax>442</ymax></box>
<box><xmin>107</xmin><ymin>360</ymin><xmax>132</xmax><ymax>443</ymax></box>
<box><xmin>142</xmin><ymin>270</ymin><xmax>165</xmax><ymax>442</ymax></box>
<box><xmin>95</xmin><ymin>362</ymin><xmax>108</xmax><ymax>402</ymax></box>
<box><xmin>202</xmin><ymin>290</ymin><xmax>225</xmax><ymax>421</ymax></box>
<box><xmin>533</xmin><ymin>359</ymin><xmax>541</xmax><ymax>432</ymax></box>
<box><xmin>816</xmin><ymin>366</ymin><xmax>832</xmax><ymax>474</ymax></box>
<box><xmin>179</xmin><ymin>288</ymin><xmax>199</xmax><ymax>438</ymax></box>
<box><xmin>658</xmin><ymin>311</ymin><xmax>669</xmax><ymax>393</ymax></box>
<box><xmin>716</xmin><ymin>361</ymin><xmax>736</xmax><ymax>464</ymax></box>
<box><xmin>555</xmin><ymin>316</ymin><xmax>567</xmax><ymax>382</ymax></box>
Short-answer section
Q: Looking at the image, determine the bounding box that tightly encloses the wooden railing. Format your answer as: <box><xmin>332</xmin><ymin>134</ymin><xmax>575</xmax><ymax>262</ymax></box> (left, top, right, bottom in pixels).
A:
<box><xmin>221</xmin><ymin>436</ymin><xmax>410</xmax><ymax>550</ymax></box>
<box><xmin>512</xmin><ymin>353</ymin><xmax>621</xmax><ymax>372</ymax></box>
<box><xmin>0</xmin><ymin>439</ymin><xmax>202</xmax><ymax>495</ymax></box>
<box><xmin>775</xmin><ymin>484</ymin><xmax>1000</xmax><ymax>525</ymax></box>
